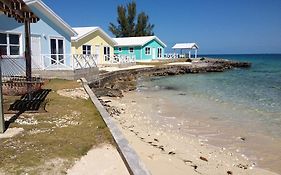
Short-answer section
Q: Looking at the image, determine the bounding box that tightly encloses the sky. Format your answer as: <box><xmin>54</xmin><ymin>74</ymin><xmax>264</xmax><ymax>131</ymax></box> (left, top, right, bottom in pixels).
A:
<box><xmin>43</xmin><ymin>0</ymin><xmax>281</xmax><ymax>54</ymax></box>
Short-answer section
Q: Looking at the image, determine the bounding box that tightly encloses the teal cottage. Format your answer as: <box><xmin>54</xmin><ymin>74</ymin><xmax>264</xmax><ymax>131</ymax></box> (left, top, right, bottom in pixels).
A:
<box><xmin>113</xmin><ymin>36</ymin><xmax>166</xmax><ymax>61</ymax></box>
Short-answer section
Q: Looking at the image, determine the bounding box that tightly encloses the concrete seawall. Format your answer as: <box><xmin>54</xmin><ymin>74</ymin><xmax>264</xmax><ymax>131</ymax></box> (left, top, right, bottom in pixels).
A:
<box><xmin>81</xmin><ymin>78</ymin><xmax>151</xmax><ymax>175</ymax></box>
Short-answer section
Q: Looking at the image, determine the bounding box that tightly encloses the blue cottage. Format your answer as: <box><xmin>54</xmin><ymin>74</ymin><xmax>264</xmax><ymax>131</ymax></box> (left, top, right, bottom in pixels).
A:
<box><xmin>0</xmin><ymin>0</ymin><xmax>77</xmax><ymax>71</ymax></box>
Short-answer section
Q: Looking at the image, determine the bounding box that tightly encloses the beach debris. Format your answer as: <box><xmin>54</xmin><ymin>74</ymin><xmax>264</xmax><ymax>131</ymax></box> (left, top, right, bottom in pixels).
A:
<box><xmin>227</xmin><ymin>170</ymin><xmax>233</xmax><ymax>175</ymax></box>
<box><xmin>178</xmin><ymin>93</ymin><xmax>187</xmax><ymax>96</ymax></box>
<box><xmin>183</xmin><ymin>159</ymin><xmax>193</xmax><ymax>164</ymax></box>
<box><xmin>239</xmin><ymin>137</ymin><xmax>246</xmax><ymax>141</ymax></box>
<box><xmin>199</xmin><ymin>156</ymin><xmax>208</xmax><ymax>162</ymax></box>
<box><xmin>168</xmin><ymin>151</ymin><xmax>176</xmax><ymax>155</ymax></box>
<box><xmin>93</xmin><ymin>88</ymin><xmax>124</xmax><ymax>98</ymax></box>
<box><xmin>190</xmin><ymin>164</ymin><xmax>198</xmax><ymax>170</ymax></box>
<box><xmin>158</xmin><ymin>145</ymin><xmax>165</xmax><ymax>151</ymax></box>
<box><xmin>237</xmin><ymin>163</ymin><xmax>248</xmax><ymax>169</ymax></box>
<box><xmin>128</xmin><ymin>125</ymin><xmax>134</xmax><ymax>128</ymax></box>
<box><xmin>106</xmin><ymin>106</ymin><xmax>121</xmax><ymax>116</ymax></box>
<box><xmin>148</xmin><ymin>154</ymin><xmax>154</xmax><ymax>160</ymax></box>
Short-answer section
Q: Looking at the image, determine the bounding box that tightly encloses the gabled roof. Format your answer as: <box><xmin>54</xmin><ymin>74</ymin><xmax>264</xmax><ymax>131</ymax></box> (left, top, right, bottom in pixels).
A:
<box><xmin>24</xmin><ymin>0</ymin><xmax>77</xmax><ymax>37</ymax></box>
<box><xmin>113</xmin><ymin>36</ymin><xmax>167</xmax><ymax>47</ymax></box>
<box><xmin>172</xmin><ymin>43</ymin><xmax>199</xmax><ymax>49</ymax></box>
<box><xmin>71</xmin><ymin>27</ymin><xmax>117</xmax><ymax>45</ymax></box>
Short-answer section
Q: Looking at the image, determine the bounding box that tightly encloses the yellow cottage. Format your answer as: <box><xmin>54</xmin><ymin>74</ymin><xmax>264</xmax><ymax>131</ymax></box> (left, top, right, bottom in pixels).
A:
<box><xmin>71</xmin><ymin>27</ymin><xmax>117</xmax><ymax>65</ymax></box>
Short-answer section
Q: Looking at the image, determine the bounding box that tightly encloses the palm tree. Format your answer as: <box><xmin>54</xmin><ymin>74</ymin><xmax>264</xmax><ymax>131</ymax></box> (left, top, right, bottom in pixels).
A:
<box><xmin>109</xmin><ymin>1</ymin><xmax>154</xmax><ymax>37</ymax></box>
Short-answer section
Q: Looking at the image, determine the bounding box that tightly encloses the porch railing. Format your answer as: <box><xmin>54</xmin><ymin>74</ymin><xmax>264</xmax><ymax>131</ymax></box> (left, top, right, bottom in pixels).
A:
<box><xmin>163</xmin><ymin>53</ymin><xmax>180</xmax><ymax>59</ymax></box>
<box><xmin>104</xmin><ymin>54</ymin><xmax>136</xmax><ymax>64</ymax></box>
<box><xmin>72</xmin><ymin>54</ymin><xmax>98</xmax><ymax>69</ymax></box>
<box><xmin>41</xmin><ymin>54</ymin><xmax>136</xmax><ymax>70</ymax></box>
<box><xmin>41</xmin><ymin>54</ymin><xmax>72</xmax><ymax>70</ymax></box>
<box><xmin>41</xmin><ymin>54</ymin><xmax>98</xmax><ymax>70</ymax></box>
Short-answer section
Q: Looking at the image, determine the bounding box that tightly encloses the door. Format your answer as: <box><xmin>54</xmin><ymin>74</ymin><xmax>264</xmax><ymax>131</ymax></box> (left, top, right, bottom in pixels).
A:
<box><xmin>94</xmin><ymin>45</ymin><xmax>100</xmax><ymax>64</ymax></box>
<box><xmin>152</xmin><ymin>48</ymin><xmax>156</xmax><ymax>59</ymax></box>
<box><xmin>31</xmin><ymin>36</ymin><xmax>42</xmax><ymax>69</ymax></box>
<box><xmin>50</xmin><ymin>38</ymin><xmax>64</xmax><ymax>65</ymax></box>
<box><xmin>157</xmin><ymin>48</ymin><xmax>163</xmax><ymax>58</ymax></box>
<box><xmin>104</xmin><ymin>46</ymin><xmax>110</xmax><ymax>62</ymax></box>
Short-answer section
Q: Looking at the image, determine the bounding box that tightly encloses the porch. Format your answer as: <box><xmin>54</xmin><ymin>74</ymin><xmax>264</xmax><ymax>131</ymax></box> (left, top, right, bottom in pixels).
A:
<box><xmin>33</xmin><ymin>54</ymin><xmax>99</xmax><ymax>81</ymax></box>
<box><xmin>172</xmin><ymin>43</ymin><xmax>199</xmax><ymax>59</ymax></box>
<box><xmin>35</xmin><ymin>53</ymin><xmax>136</xmax><ymax>69</ymax></box>
<box><xmin>32</xmin><ymin>55</ymin><xmax>136</xmax><ymax>82</ymax></box>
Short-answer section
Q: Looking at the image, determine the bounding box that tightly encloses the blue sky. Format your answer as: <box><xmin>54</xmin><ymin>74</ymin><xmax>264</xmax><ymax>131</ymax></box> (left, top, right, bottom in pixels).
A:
<box><xmin>43</xmin><ymin>0</ymin><xmax>281</xmax><ymax>54</ymax></box>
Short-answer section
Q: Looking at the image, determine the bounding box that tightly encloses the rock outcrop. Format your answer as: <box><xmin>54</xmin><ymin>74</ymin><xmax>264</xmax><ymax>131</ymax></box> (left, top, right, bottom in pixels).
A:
<box><xmin>90</xmin><ymin>59</ymin><xmax>251</xmax><ymax>97</ymax></box>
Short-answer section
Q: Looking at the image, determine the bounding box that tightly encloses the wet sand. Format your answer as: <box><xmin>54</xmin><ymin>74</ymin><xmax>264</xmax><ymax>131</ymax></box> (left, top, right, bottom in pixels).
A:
<box><xmin>101</xmin><ymin>91</ymin><xmax>279</xmax><ymax>175</ymax></box>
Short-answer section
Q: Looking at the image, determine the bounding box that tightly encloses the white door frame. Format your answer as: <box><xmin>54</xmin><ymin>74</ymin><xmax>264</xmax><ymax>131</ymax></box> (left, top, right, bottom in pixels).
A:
<box><xmin>152</xmin><ymin>47</ymin><xmax>156</xmax><ymax>59</ymax></box>
<box><xmin>157</xmin><ymin>47</ymin><xmax>163</xmax><ymax>58</ymax></box>
<box><xmin>95</xmin><ymin>45</ymin><xmax>100</xmax><ymax>64</ymax></box>
<box><xmin>31</xmin><ymin>35</ymin><xmax>42</xmax><ymax>69</ymax></box>
<box><xmin>49</xmin><ymin>36</ymin><xmax>65</xmax><ymax>66</ymax></box>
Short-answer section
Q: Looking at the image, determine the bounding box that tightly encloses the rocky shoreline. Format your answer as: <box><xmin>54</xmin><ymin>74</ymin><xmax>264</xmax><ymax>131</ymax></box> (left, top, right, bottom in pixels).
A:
<box><xmin>97</xmin><ymin>93</ymin><xmax>277</xmax><ymax>175</ymax></box>
<box><xmin>87</xmin><ymin>59</ymin><xmax>279</xmax><ymax>174</ymax></box>
<box><xmin>90</xmin><ymin>59</ymin><xmax>251</xmax><ymax>98</ymax></box>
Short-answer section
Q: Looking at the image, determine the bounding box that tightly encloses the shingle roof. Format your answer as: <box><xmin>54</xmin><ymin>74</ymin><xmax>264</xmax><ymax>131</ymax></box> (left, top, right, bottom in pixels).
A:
<box><xmin>24</xmin><ymin>0</ymin><xmax>77</xmax><ymax>36</ymax></box>
<box><xmin>71</xmin><ymin>27</ymin><xmax>116</xmax><ymax>45</ymax></box>
<box><xmin>113</xmin><ymin>36</ymin><xmax>167</xmax><ymax>47</ymax></box>
<box><xmin>172</xmin><ymin>43</ymin><xmax>199</xmax><ymax>49</ymax></box>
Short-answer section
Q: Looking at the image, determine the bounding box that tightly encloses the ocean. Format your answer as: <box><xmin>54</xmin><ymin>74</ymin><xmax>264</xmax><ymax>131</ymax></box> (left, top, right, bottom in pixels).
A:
<box><xmin>136</xmin><ymin>54</ymin><xmax>281</xmax><ymax>173</ymax></box>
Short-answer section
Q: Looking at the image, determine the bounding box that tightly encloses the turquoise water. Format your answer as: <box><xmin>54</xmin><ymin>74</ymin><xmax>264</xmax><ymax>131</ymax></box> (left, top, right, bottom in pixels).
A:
<box><xmin>137</xmin><ymin>54</ymin><xmax>281</xmax><ymax>173</ymax></box>
<box><xmin>145</xmin><ymin>54</ymin><xmax>281</xmax><ymax>136</ymax></box>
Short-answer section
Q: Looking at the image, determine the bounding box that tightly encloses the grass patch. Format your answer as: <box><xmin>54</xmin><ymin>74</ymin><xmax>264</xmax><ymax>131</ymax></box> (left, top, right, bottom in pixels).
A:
<box><xmin>0</xmin><ymin>79</ymin><xmax>114</xmax><ymax>174</ymax></box>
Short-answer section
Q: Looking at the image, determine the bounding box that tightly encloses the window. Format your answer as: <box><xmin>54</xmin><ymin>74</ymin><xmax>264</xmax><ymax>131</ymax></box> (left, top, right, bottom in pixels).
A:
<box><xmin>82</xmin><ymin>45</ymin><xmax>91</xmax><ymax>55</ymax></box>
<box><xmin>157</xmin><ymin>48</ymin><xmax>163</xmax><ymax>58</ymax></box>
<box><xmin>129</xmin><ymin>47</ymin><xmax>134</xmax><ymax>53</ymax></box>
<box><xmin>0</xmin><ymin>33</ymin><xmax>20</xmax><ymax>56</ymax></box>
<box><xmin>118</xmin><ymin>47</ymin><xmax>122</xmax><ymax>52</ymax></box>
<box><xmin>145</xmin><ymin>47</ymin><xmax>151</xmax><ymax>55</ymax></box>
<box><xmin>50</xmin><ymin>38</ymin><xmax>64</xmax><ymax>65</ymax></box>
<box><xmin>104</xmin><ymin>46</ymin><xmax>110</xmax><ymax>61</ymax></box>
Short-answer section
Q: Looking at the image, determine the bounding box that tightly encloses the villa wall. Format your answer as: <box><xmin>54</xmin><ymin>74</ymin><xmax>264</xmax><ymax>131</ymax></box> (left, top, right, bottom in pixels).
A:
<box><xmin>114</xmin><ymin>46</ymin><xmax>142</xmax><ymax>59</ymax></box>
<box><xmin>113</xmin><ymin>39</ymin><xmax>165</xmax><ymax>61</ymax></box>
<box><xmin>71</xmin><ymin>30</ymin><xmax>115</xmax><ymax>64</ymax></box>
<box><xmin>141</xmin><ymin>39</ymin><xmax>165</xmax><ymax>61</ymax></box>
<box><xmin>33</xmin><ymin>67</ymin><xmax>99</xmax><ymax>81</ymax></box>
<box><xmin>0</xmin><ymin>7</ymin><xmax>72</xmax><ymax>66</ymax></box>
<box><xmin>29</xmin><ymin>5</ymin><xmax>72</xmax><ymax>56</ymax></box>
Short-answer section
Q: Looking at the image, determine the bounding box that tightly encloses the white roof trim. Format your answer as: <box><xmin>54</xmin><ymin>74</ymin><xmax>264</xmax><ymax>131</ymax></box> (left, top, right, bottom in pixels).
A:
<box><xmin>172</xmin><ymin>43</ymin><xmax>199</xmax><ymax>49</ymax></box>
<box><xmin>113</xmin><ymin>36</ymin><xmax>167</xmax><ymax>47</ymax></box>
<box><xmin>24</xmin><ymin>0</ymin><xmax>77</xmax><ymax>37</ymax></box>
<box><xmin>71</xmin><ymin>27</ymin><xmax>117</xmax><ymax>45</ymax></box>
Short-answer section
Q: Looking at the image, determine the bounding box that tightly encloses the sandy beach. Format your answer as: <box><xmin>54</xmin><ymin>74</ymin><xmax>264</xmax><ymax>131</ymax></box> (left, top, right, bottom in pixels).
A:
<box><xmin>100</xmin><ymin>92</ymin><xmax>279</xmax><ymax>175</ymax></box>
<box><xmin>67</xmin><ymin>144</ymin><xmax>129</xmax><ymax>175</ymax></box>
